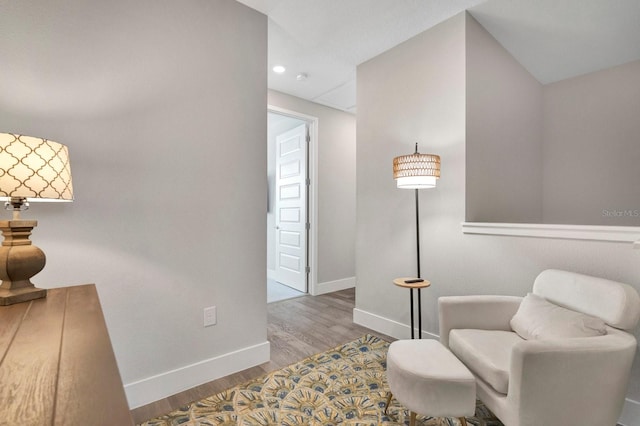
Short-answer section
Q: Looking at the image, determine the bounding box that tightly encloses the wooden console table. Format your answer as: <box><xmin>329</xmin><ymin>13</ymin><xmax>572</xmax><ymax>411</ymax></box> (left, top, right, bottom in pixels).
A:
<box><xmin>0</xmin><ymin>284</ymin><xmax>133</xmax><ymax>425</ymax></box>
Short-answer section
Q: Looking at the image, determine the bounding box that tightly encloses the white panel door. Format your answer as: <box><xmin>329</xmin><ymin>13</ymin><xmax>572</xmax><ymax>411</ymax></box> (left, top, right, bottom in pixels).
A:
<box><xmin>275</xmin><ymin>123</ymin><xmax>308</xmax><ymax>292</ymax></box>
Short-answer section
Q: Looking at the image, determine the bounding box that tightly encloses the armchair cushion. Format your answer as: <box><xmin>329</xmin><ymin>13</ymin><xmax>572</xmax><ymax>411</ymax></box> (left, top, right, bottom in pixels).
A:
<box><xmin>534</xmin><ymin>269</ymin><xmax>640</xmax><ymax>330</ymax></box>
<box><xmin>510</xmin><ymin>293</ymin><xmax>606</xmax><ymax>340</ymax></box>
<box><xmin>449</xmin><ymin>329</ymin><xmax>524</xmax><ymax>394</ymax></box>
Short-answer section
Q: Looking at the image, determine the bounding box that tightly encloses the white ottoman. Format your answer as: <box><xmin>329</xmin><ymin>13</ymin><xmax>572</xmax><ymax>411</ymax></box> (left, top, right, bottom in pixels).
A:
<box><xmin>385</xmin><ymin>339</ymin><xmax>476</xmax><ymax>426</ymax></box>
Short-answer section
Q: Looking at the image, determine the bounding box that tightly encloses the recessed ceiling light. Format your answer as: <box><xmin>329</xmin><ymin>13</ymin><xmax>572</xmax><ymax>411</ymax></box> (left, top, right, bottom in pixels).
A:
<box><xmin>273</xmin><ymin>65</ymin><xmax>286</xmax><ymax>74</ymax></box>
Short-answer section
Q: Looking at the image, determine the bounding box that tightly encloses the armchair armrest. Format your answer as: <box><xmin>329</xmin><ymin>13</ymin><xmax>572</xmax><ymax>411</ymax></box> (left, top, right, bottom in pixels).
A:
<box><xmin>508</xmin><ymin>330</ymin><xmax>637</xmax><ymax>426</ymax></box>
<box><xmin>438</xmin><ymin>295</ymin><xmax>522</xmax><ymax>348</ymax></box>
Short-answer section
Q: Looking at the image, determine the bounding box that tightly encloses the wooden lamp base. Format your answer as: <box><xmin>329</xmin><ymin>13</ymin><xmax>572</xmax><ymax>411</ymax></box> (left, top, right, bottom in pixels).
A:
<box><xmin>0</xmin><ymin>220</ymin><xmax>47</xmax><ymax>306</ymax></box>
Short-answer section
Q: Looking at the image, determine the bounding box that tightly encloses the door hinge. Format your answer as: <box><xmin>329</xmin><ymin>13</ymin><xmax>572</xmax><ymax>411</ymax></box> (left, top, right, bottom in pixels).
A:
<box><xmin>305</xmin><ymin>222</ymin><xmax>310</xmax><ymax>230</ymax></box>
<box><xmin>306</xmin><ymin>178</ymin><xmax>311</xmax><ymax>186</ymax></box>
<box><xmin>305</xmin><ymin>266</ymin><xmax>311</xmax><ymax>274</ymax></box>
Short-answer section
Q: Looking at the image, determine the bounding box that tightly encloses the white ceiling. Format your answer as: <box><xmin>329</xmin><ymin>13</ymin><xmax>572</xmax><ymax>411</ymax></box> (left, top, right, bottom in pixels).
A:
<box><xmin>238</xmin><ymin>0</ymin><xmax>640</xmax><ymax>114</ymax></box>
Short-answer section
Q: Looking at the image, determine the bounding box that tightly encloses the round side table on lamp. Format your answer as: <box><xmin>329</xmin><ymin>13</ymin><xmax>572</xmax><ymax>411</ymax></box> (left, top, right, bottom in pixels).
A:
<box><xmin>393</xmin><ymin>277</ymin><xmax>431</xmax><ymax>339</ymax></box>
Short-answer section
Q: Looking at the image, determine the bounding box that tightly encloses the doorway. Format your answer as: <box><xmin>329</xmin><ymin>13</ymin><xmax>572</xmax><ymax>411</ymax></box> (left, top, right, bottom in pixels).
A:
<box><xmin>267</xmin><ymin>106</ymin><xmax>318</xmax><ymax>302</ymax></box>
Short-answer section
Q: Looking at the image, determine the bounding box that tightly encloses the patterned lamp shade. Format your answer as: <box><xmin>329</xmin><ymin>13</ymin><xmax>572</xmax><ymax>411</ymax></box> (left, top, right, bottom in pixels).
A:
<box><xmin>0</xmin><ymin>133</ymin><xmax>73</xmax><ymax>202</ymax></box>
<box><xmin>393</xmin><ymin>148</ymin><xmax>440</xmax><ymax>189</ymax></box>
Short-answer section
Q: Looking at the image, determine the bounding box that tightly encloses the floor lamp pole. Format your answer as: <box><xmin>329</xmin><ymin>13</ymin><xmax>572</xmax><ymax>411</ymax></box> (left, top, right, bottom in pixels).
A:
<box><xmin>415</xmin><ymin>188</ymin><xmax>422</xmax><ymax>339</ymax></box>
<box><xmin>415</xmin><ymin>188</ymin><xmax>421</xmax><ymax>278</ymax></box>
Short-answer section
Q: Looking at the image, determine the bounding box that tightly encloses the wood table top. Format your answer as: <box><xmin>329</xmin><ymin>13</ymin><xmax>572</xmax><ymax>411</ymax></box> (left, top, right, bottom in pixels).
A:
<box><xmin>0</xmin><ymin>284</ymin><xmax>133</xmax><ymax>425</ymax></box>
<box><xmin>393</xmin><ymin>277</ymin><xmax>431</xmax><ymax>289</ymax></box>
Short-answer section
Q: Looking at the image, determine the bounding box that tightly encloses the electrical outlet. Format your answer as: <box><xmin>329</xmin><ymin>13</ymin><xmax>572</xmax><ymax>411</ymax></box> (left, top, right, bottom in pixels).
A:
<box><xmin>203</xmin><ymin>306</ymin><xmax>217</xmax><ymax>327</ymax></box>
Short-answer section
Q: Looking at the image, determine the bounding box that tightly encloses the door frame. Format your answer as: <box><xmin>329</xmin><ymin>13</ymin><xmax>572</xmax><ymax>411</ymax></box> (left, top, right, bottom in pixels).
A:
<box><xmin>268</xmin><ymin>105</ymin><xmax>319</xmax><ymax>296</ymax></box>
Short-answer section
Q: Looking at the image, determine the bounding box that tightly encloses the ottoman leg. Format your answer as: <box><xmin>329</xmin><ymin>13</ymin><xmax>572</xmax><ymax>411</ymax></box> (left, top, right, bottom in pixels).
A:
<box><xmin>384</xmin><ymin>392</ymin><xmax>393</xmax><ymax>414</ymax></box>
<box><xmin>410</xmin><ymin>411</ymin><xmax>417</xmax><ymax>426</ymax></box>
<box><xmin>459</xmin><ymin>417</ymin><xmax>468</xmax><ymax>426</ymax></box>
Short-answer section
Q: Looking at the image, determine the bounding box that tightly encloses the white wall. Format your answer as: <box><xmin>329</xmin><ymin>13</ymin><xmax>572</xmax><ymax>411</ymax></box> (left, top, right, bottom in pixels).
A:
<box><xmin>543</xmin><ymin>59</ymin><xmax>640</xmax><ymax>226</ymax></box>
<box><xmin>0</xmin><ymin>0</ymin><xmax>269</xmax><ymax>408</ymax></box>
<box><xmin>356</xmin><ymin>11</ymin><xmax>467</xmax><ymax>335</ymax></box>
<box><xmin>268</xmin><ymin>90</ymin><xmax>356</xmax><ymax>291</ymax></box>
<box><xmin>464</xmin><ymin>16</ymin><xmax>640</xmax><ymax>227</ymax></box>
<box><xmin>466</xmin><ymin>15</ymin><xmax>543</xmax><ymax>223</ymax></box>
<box><xmin>355</xmin><ymin>11</ymin><xmax>640</xmax><ymax>422</ymax></box>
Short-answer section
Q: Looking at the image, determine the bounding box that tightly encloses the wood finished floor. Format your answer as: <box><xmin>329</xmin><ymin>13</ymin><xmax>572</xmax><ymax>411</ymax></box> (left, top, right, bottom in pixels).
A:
<box><xmin>130</xmin><ymin>288</ymin><xmax>394</xmax><ymax>424</ymax></box>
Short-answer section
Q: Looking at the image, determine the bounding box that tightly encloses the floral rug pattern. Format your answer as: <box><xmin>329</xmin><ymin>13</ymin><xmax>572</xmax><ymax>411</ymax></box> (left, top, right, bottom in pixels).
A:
<box><xmin>138</xmin><ymin>334</ymin><xmax>504</xmax><ymax>426</ymax></box>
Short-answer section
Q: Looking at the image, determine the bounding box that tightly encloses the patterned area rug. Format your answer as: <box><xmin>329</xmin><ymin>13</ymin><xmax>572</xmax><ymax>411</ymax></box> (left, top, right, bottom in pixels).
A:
<box><xmin>138</xmin><ymin>335</ymin><xmax>504</xmax><ymax>426</ymax></box>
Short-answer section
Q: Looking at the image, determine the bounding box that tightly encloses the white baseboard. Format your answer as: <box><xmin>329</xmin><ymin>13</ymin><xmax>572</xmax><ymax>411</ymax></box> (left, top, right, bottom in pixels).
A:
<box><xmin>619</xmin><ymin>398</ymin><xmax>640</xmax><ymax>426</ymax></box>
<box><xmin>313</xmin><ymin>276</ymin><xmax>355</xmax><ymax>296</ymax></box>
<box><xmin>354</xmin><ymin>307</ymin><xmax>639</xmax><ymax>426</ymax></box>
<box><xmin>124</xmin><ymin>340</ymin><xmax>270</xmax><ymax>409</ymax></box>
<box><xmin>352</xmin><ymin>307</ymin><xmax>439</xmax><ymax>340</ymax></box>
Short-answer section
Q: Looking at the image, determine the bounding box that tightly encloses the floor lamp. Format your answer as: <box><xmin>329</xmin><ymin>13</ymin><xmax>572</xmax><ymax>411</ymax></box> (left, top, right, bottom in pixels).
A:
<box><xmin>393</xmin><ymin>143</ymin><xmax>440</xmax><ymax>338</ymax></box>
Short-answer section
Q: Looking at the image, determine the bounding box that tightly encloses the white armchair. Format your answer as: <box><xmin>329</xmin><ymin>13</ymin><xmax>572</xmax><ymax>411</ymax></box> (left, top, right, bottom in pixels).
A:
<box><xmin>439</xmin><ymin>269</ymin><xmax>640</xmax><ymax>426</ymax></box>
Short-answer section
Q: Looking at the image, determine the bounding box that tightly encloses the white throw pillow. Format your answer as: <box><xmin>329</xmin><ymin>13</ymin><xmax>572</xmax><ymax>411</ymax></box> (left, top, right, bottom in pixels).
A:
<box><xmin>510</xmin><ymin>293</ymin><xmax>607</xmax><ymax>340</ymax></box>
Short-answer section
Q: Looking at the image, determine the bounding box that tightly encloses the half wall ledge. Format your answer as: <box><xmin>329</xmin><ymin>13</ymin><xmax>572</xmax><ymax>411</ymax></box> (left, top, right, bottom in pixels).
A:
<box><xmin>462</xmin><ymin>222</ymin><xmax>640</xmax><ymax>245</ymax></box>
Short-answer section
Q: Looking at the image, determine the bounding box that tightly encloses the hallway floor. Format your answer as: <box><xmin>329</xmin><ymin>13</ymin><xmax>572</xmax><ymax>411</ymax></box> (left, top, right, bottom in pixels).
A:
<box><xmin>267</xmin><ymin>278</ymin><xmax>304</xmax><ymax>303</ymax></box>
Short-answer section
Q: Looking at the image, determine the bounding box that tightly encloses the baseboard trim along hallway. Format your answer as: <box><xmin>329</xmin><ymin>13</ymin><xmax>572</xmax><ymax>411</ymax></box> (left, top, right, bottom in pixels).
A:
<box><xmin>124</xmin><ymin>341</ymin><xmax>270</xmax><ymax>409</ymax></box>
<box><xmin>352</xmin><ymin>307</ymin><xmax>439</xmax><ymax>341</ymax></box>
<box><xmin>314</xmin><ymin>276</ymin><xmax>355</xmax><ymax>295</ymax></box>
